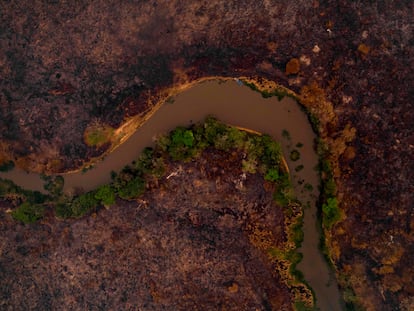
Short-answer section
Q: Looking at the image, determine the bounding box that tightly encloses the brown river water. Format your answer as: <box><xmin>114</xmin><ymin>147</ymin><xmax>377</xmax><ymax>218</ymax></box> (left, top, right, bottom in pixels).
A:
<box><xmin>0</xmin><ymin>79</ymin><xmax>343</xmax><ymax>310</ymax></box>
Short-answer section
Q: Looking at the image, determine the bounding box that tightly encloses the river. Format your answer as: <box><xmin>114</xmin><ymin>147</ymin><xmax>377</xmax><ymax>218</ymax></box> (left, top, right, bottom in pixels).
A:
<box><xmin>0</xmin><ymin>79</ymin><xmax>343</xmax><ymax>310</ymax></box>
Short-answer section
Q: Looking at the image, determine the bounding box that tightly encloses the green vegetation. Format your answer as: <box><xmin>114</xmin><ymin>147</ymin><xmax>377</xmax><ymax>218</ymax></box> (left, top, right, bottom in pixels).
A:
<box><xmin>282</xmin><ymin>129</ymin><xmax>291</xmax><ymax>140</ymax></box>
<box><xmin>295</xmin><ymin>164</ymin><xmax>304</xmax><ymax>172</ymax></box>
<box><xmin>322</xmin><ymin>197</ymin><xmax>341</xmax><ymax>229</ymax></box>
<box><xmin>304</xmin><ymin>183</ymin><xmax>313</xmax><ymax>192</ymax></box>
<box><xmin>95</xmin><ymin>185</ymin><xmax>116</xmax><ymax>206</ymax></box>
<box><xmin>165</xmin><ymin>96</ymin><xmax>175</xmax><ymax>104</ymax></box>
<box><xmin>0</xmin><ymin>160</ymin><xmax>15</xmax><ymax>172</ymax></box>
<box><xmin>11</xmin><ymin>202</ymin><xmax>45</xmax><ymax>224</ymax></box>
<box><xmin>290</xmin><ymin>214</ymin><xmax>304</xmax><ymax>248</ymax></box>
<box><xmin>294</xmin><ymin>300</ymin><xmax>317</xmax><ymax>311</ymax></box>
<box><xmin>317</xmin><ymin>143</ymin><xmax>341</xmax><ymax>230</ymax></box>
<box><xmin>241</xmin><ymin>80</ymin><xmax>296</xmax><ymax>101</ymax></box>
<box><xmin>168</xmin><ymin>127</ymin><xmax>197</xmax><ymax>161</ymax></box>
<box><xmin>0</xmin><ymin>178</ymin><xmax>48</xmax><ymax>223</ymax></box>
<box><xmin>290</xmin><ymin>149</ymin><xmax>301</xmax><ymax>161</ymax></box>
<box><xmin>84</xmin><ymin>122</ymin><xmax>114</xmax><ymax>147</ymax></box>
<box><xmin>82</xmin><ymin>164</ymin><xmax>95</xmax><ymax>173</ymax></box>
<box><xmin>1</xmin><ymin>118</ymin><xmax>298</xmax><ymax>248</ymax></box>
<box><xmin>70</xmin><ymin>192</ymin><xmax>99</xmax><ymax>217</ymax></box>
<box><xmin>42</xmin><ymin>175</ymin><xmax>64</xmax><ymax>197</ymax></box>
<box><xmin>1</xmin><ymin>116</ymin><xmax>313</xmax><ymax>307</ymax></box>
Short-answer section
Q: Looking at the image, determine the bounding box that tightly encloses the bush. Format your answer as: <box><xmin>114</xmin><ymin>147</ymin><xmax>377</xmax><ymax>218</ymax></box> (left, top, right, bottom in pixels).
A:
<box><xmin>43</xmin><ymin>175</ymin><xmax>64</xmax><ymax>197</ymax></box>
<box><xmin>116</xmin><ymin>175</ymin><xmax>146</xmax><ymax>200</ymax></box>
<box><xmin>264</xmin><ymin>168</ymin><xmax>280</xmax><ymax>182</ymax></box>
<box><xmin>0</xmin><ymin>178</ymin><xmax>20</xmax><ymax>196</ymax></box>
<box><xmin>95</xmin><ymin>184</ymin><xmax>115</xmax><ymax>206</ymax></box>
<box><xmin>290</xmin><ymin>215</ymin><xmax>304</xmax><ymax>248</ymax></box>
<box><xmin>134</xmin><ymin>147</ymin><xmax>166</xmax><ymax>178</ymax></box>
<box><xmin>203</xmin><ymin>116</ymin><xmax>228</xmax><ymax>145</ymax></box>
<box><xmin>260</xmin><ymin>135</ymin><xmax>282</xmax><ymax>167</ymax></box>
<box><xmin>11</xmin><ymin>202</ymin><xmax>45</xmax><ymax>224</ymax></box>
<box><xmin>168</xmin><ymin>127</ymin><xmax>197</xmax><ymax>161</ymax></box>
<box><xmin>134</xmin><ymin>147</ymin><xmax>155</xmax><ymax>173</ymax></box>
<box><xmin>0</xmin><ymin>160</ymin><xmax>15</xmax><ymax>172</ymax></box>
<box><xmin>290</xmin><ymin>149</ymin><xmax>301</xmax><ymax>161</ymax></box>
<box><xmin>55</xmin><ymin>203</ymin><xmax>73</xmax><ymax>219</ymax></box>
<box><xmin>322</xmin><ymin>197</ymin><xmax>341</xmax><ymax>229</ymax></box>
<box><xmin>295</xmin><ymin>165</ymin><xmax>304</xmax><ymax>172</ymax></box>
<box><xmin>70</xmin><ymin>192</ymin><xmax>99</xmax><ymax>217</ymax></box>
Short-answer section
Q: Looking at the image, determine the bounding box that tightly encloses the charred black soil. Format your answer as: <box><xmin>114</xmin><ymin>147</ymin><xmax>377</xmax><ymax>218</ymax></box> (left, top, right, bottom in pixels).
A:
<box><xmin>1</xmin><ymin>1</ymin><xmax>413</xmax><ymax>310</ymax></box>
<box><xmin>1</xmin><ymin>149</ymin><xmax>296</xmax><ymax>310</ymax></box>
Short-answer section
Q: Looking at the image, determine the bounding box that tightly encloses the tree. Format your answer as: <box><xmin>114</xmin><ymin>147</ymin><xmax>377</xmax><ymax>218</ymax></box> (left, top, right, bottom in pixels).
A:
<box><xmin>11</xmin><ymin>202</ymin><xmax>45</xmax><ymax>224</ymax></box>
<box><xmin>95</xmin><ymin>185</ymin><xmax>116</xmax><ymax>206</ymax></box>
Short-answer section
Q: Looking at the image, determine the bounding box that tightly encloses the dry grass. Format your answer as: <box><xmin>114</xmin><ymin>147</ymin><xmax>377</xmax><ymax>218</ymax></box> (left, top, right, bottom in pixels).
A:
<box><xmin>83</xmin><ymin>121</ymin><xmax>114</xmax><ymax>147</ymax></box>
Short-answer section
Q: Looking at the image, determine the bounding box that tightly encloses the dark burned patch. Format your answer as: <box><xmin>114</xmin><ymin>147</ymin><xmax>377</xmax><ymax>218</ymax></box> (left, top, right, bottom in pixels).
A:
<box><xmin>0</xmin><ymin>150</ymin><xmax>292</xmax><ymax>310</ymax></box>
<box><xmin>0</xmin><ymin>1</ymin><xmax>413</xmax><ymax>309</ymax></box>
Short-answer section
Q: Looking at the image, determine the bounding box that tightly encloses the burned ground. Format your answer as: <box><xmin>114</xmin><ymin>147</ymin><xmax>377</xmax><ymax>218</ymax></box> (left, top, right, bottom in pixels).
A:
<box><xmin>0</xmin><ymin>149</ymin><xmax>293</xmax><ymax>310</ymax></box>
<box><xmin>0</xmin><ymin>1</ymin><xmax>413</xmax><ymax>309</ymax></box>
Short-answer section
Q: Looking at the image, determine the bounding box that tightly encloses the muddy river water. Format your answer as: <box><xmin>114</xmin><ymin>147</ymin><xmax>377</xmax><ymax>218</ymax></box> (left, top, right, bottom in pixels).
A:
<box><xmin>0</xmin><ymin>79</ymin><xmax>343</xmax><ymax>310</ymax></box>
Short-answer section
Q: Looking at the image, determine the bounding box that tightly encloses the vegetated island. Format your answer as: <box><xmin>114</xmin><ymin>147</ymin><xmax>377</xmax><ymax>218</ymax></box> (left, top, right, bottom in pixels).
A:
<box><xmin>0</xmin><ymin>117</ymin><xmax>314</xmax><ymax>310</ymax></box>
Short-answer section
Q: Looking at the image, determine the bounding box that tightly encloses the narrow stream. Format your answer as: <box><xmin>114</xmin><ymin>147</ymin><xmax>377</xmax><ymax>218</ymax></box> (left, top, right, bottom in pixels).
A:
<box><xmin>0</xmin><ymin>79</ymin><xmax>342</xmax><ymax>310</ymax></box>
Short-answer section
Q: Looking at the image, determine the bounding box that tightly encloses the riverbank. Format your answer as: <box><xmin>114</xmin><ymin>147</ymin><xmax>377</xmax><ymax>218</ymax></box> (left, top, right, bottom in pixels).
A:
<box><xmin>0</xmin><ymin>80</ymin><xmax>343</xmax><ymax>310</ymax></box>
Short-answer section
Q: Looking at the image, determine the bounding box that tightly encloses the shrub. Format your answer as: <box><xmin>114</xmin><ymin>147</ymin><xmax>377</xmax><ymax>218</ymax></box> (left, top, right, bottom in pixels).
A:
<box><xmin>263</xmin><ymin>135</ymin><xmax>282</xmax><ymax>161</ymax></box>
<box><xmin>226</xmin><ymin>126</ymin><xmax>247</xmax><ymax>149</ymax></box>
<box><xmin>11</xmin><ymin>202</ymin><xmax>45</xmax><ymax>224</ymax></box>
<box><xmin>295</xmin><ymin>165</ymin><xmax>304</xmax><ymax>172</ymax></box>
<box><xmin>168</xmin><ymin>127</ymin><xmax>197</xmax><ymax>161</ymax></box>
<box><xmin>43</xmin><ymin>175</ymin><xmax>64</xmax><ymax>197</ymax></box>
<box><xmin>290</xmin><ymin>215</ymin><xmax>304</xmax><ymax>248</ymax></box>
<box><xmin>70</xmin><ymin>192</ymin><xmax>99</xmax><ymax>217</ymax></box>
<box><xmin>55</xmin><ymin>203</ymin><xmax>73</xmax><ymax>219</ymax></box>
<box><xmin>203</xmin><ymin>116</ymin><xmax>228</xmax><ymax>145</ymax></box>
<box><xmin>116</xmin><ymin>175</ymin><xmax>145</xmax><ymax>200</ymax></box>
<box><xmin>322</xmin><ymin>197</ymin><xmax>341</xmax><ymax>229</ymax></box>
<box><xmin>264</xmin><ymin>168</ymin><xmax>280</xmax><ymax>182</ymax></box>
<box><xmin>134</xmin><ymin>147</ymin><xmax>155</xmax><ymax>173</ymax></box>
<box><xmin>242</xmin><ymin>157</ymin><xmax>257</xmax><ymax>174</ymax></box>
<box><xmin>282</xmin><ymin>129</ymin><xmax>291</xmax><ymax>140</ymax></box>
<box><xmin>290</xmin><ymin>150</ymin><xmax>301</xmax><ymax>161</ymax></box>
<box><xmin>95</xmin><ymin>184</ymin><xmax>116</xmax><ymax>206</ymax></box>
<box><xmin>0</xmin><ymin>178</ymin><xmax>20</xmax><ymax>196</ymax></box>
<box><xmin>0</xmin><ymin>160</ymin><xmax>15</xmax><ymax>172</ymax></box>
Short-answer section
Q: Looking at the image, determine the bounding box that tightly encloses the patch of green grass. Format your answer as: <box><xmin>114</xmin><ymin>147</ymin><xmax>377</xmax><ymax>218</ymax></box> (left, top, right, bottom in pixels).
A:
<box><xmin>84</xmin><ymin>123</ymin><xmax>114</xmax><ymax>147</ymax></box>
